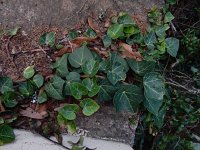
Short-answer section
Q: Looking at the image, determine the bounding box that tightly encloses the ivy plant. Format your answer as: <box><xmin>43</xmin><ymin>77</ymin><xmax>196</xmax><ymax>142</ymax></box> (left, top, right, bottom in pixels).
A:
<box><xmin>0</xmin><ymin>7</ymin><xmax>180</xmax><ymax>144</ymax></box>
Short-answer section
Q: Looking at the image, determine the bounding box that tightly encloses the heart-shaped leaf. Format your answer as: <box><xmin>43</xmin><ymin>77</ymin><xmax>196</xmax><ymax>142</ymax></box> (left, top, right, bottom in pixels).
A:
<box><xmin>68</xmin><ymin>46</ymin><xmax>94</xmax><ymax>68</ymax></box>
<box><xmin>68</xmin><ymin>30</ymin><xmax>78</xmax><ymax>40</ymax></box>
<box><xmin>97</xmin><ymin>80</ymin><xmax>118</xmax><ymax>102</ymax></box>
<box><xmin>153</xmin><ymin>106</ymin><xmax>166</xmax><ymax>129</ymax></box>
<box><xmin>0</xmin><ymin>77</ymin><xmax>14</xmax><ymax>94</ymax></box>
<box><xmin>143</xmin><ymin>72</ymin><xmax>165</xmax><ymax>115</ymax></box>
<box><xmin>124</xmin><ymin>26</ymin><xmax>140</xmax><ymax>37</ymax></box>
<box><xmin>52</xmin><ymin>54</ymin><xmax>69</xmax><ymax>77</ymax></box>
<box><xmin>127</xmin><ymin>59</ymin><xmax>155</xmax><ymax>76</ymax></box>
<box><xmin>166</xmin><ymin>37</ymin><xmax>179</xmax><ymax>57</ymax></box>
<box><xmin>82</xmin><ymin>59</ymin><xmax>99</xmax><ymax>77</ymax></box>
<box><xmin>0</xmin><ymin>125</ymin><xmax>15</xmax><ymax>144</ymax></box>
<box><xmin>66</xmin><ymin>72</ymin><xmax>81</xmax><ymax>82</ymax></box>
<box><xmin>37</xmin><ymin>92</ymin><xmax>47</xmax><ymax>104</ymax></box>
<box><xmin>1</xmin><ymin>91</ymin><xmax>18</xmax><ymax>108</ymax></box>
<box><xmin>45</xmin><ymin>76</ymin><xmax>65</xmax><ymax>100</ymax></box>
<box><xmin>107</xmin><ymin>24</ymin><xmax>124</xmax><ymax>39</ymax></box>
<box><xmin>144</xmin><ymin>32</ymin><xmax>157</xmax><ymax>50</ymax></box>
<box><xmin>5</xmin><ymin>27</ymin><xmax>20</xmax><ymax>36</ymax></box>
<box><xmin>80</xmin><ymin>98</ymin><xmax>100</xmax><ymax>116</ymax></box>
<box><xmin>84</xmin><ymin>28</ymin><xmax>97</xmax><ymax>38</ymax></box>
<box><xmin>69</xmin><ymin>82</ymin><xmax>88</xmax><ymax>100</ymax></box>
<box><xmin>102</xmin><ymin>35</ymin><xmax>112</xmax><ymax>48</ymax></box>
<box><xmin>143</xmin><ymin>98</ymin><xmax>163</xmax><ymax>116</ymax></box>
<box><xmin>107</xmin><ymin>62</ymin><xmax>126</xmax><ymax>85</ymax></box>
<box><xmin>33</xmin><ymin>74</ymin><xmax>44</xmax><ymax>88</ymax></box>
<box><xmin>39</xmin><ymin>32</ymin><xmax>56</xmax><ymax>47</ymax></box>
<box><xmin>126</xmin><ymin>33</ymin><xmax>143</xmax><ymax>45</ymax></box>
<box><xmin>58</xmin><ymin>104</ymin><xmax>80</xmax><ymax>120</ymax></box>
<box><xmin>155</xmin><ymin>24</ymin><xmax>169</xmax><ymax>37</ymax></box>
<box><xmin>18</xmin><ymin>81</ymin><xmax>35</xmax><ymax>97</ymax></box>
<box><xmin>109</xmin><ymin>52</ymin><xmax>129</xmax><ymax>73</ymax></box>
<box><xmin>113</xmin><ymin>85</ymin><xmax>144</xmax><ymax>112</ymax></box>
<box><xmin>164</xmin><ymin>11</ymin><xmax>175</xmax><ymax>23</ymax></box>
<box><xmin>23</xmin><ymin>66</ymin><xmax>35</xmax><ymax>79</ymax></box>
<box><xmin>118</xmin><ymin>13</ymin><xmax>135</xmax><ymax>26</ymax></box>
<box><xmin>82</xmin><ymin>78</ymin><xmax>100</xmax><ymax>97</ymax></box>
<box><xmin>57</xmin><ymin>115</ymin><xmax>77</xmax><ymax>133</ymax></box>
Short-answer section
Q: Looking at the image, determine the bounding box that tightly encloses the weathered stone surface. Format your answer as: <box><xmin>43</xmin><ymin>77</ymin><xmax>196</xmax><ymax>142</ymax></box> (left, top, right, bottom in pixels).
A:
<box><xmin>75</xmin><ymin>105</ymin><xmax>138</xmax><ymax>146</ymax></box>
<box><xmin>0</xmin><ymin>0</ymin><xmax>164</xmax><ymax>32</ymax></box>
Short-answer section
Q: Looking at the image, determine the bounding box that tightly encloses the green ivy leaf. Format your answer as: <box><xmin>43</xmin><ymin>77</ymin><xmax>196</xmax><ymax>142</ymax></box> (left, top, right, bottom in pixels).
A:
<box><xmin>82</xmin><ymin>59</ymin><xmax>99</xmax><ymax>77</ymax></box>
<box><xmin>57</xmin><ymin>115</ymin><xmax>77</xmax><ymax>133</ymax></box>
<box><xmin>97</xmin><ymin>80</ymin><xmax>118</xmax><ymax>102</ymax></box>
<box><xmin>39</xmin><ymin>32</ymin><xmax>56</xmax><ymax>47</ymax></box>
<box><xmin>0</xmin><ymin>77</ymin><xmax>14</xmax><ymax>94</ymax></box>
<box><xmin>82</xmin><ymin>78</ymin><xmax>100</xmax><ymax>97</ymax></box>
<box><xmin>52</xmin><ymin>54</ymin><xmax>69</xmax><ymax>77</ymax></box>
<box><xmin>155</xmin><ymin>24</ymin><xmax>170</xmax><ymax>37</ymax></box>
<box><xmin>69</xmin><ymin>82</ymin><xmax>88</xmax><ymax>100</ymax></box>
<box><xmin>127</xmin><ymin>59</ymin><xmax>155</xmax><ymax>76</ymax></box>
<box><xmin>107</xmin><ymin>62</ymin><xmax>126</xmax><ymax>85</ymax></box>
<box><xmin>19</xmin><ymin>82</ymin><xmax>35</xmax><ymax>97</ymax></box>
<box><xmin>109</xmin><ymin>52</ymin><xmax>129</xmax><ymax>73</ymax></box>
<box><xmin>23</xmin><ymin>66</ymin><xmax>35</xmax><ymax>79</ymax></box>
<box><xmin>66</xmin><ymin>120</ymin><xmax>77</xmax><ymax>134</ymax></box>
<box><xmin>144</xmin><ymin>72</ymin><xmax>165</xmax><ymax>101</ymax></box>
<box><xmin>107</xmin><ymin>24</ymin><xmax>124</xmax><ymax>39</ymax></box>
<box><xmin>80</xmin><ymin>98</ymin><xmax>100</xmax><ymax>116</ymax></box>
<box><xmin>63</xmin><ymin>82</ymin><xmax>71</xmax><ymax>96</ymax></box>
<box><xmin>148</xmin><ymin>7</ymin><xmax>162</xmax><ymax>25</ymax></box>
<box><xmin>103</xmin><ymin>35</ymin><xmax>112</xmax><ymax>48</ymax></box>
<box><xmin>143</xmin><ymin>72</ymin><xmax>165</xmax><ymax>115</ymax></box>
<box><xmin>164</xmin><ymin>12</ymin><xmax>175</xmax><ymax>23</ymax></box>
<box><xmin>37</xmin><ymin>92</ymin><xmax>47</xmax><ymax>104</ymax></box>
<box><xmin>56</xmin><ymin>44</ymin><xmax>64</xmax><ymax>50</ymax></box>
<box><xmin>124</xmin><ymin>26</ymin><xmax>140</xmax><ymax>37</ymax></box>
<box><xmin>0</xmin><ymin>124</ymin><xmax>15</xmax><ymax>144</ymax></box>
<box><xmin>143</xmin><ymin>98</ymin><xmax>163</xmax><ymax>116</ymax></box>
<box><xmin>0</xmin><ymin>118</ymin><xmax>4</xmax><ymax>124</ymax></box>
<box><xmin>153</xmin><ymin>106</ymin><xmax>166</xmax><ymax>129</ymax></box>
<box><xmin>33</xmin><ymin>74</ymin><xmax>44</xmax><ymax>88</ymax></box>
<box><xmin>68</xmin><ymin>30</ymin><xmax>78</xmax><ymax>40</ymax></box>
<box><xmin>68</xmin><ymin>46</ymin><xmax>94</xmax><ymax>68</ymax></box>
<box><xmin>126</xmin><ymin>33</ymin><xmax>144</xmax><ymax>44</ymax></box>
<box><xmin>58</xmin><ymin>104</ymin><xmax>80</xmax><ymax>120</ymax></box>
<box><xmin>1</xmin><ymin>91</ymin><xmax>18</xmax><ymax>108</ymax></box>
<box><xmin>144</xmin><ymin>32</ymin><xmax>157</xmax><ymax>50</ymax></box>
<box><xmin>84</xmin><ymin>28</ymin><xmax>97</xmax><ymax>38</ymax></box>
<box><xmin>166</xmin><ymin>37</ymin><xmax>179</xmax><ymax>57</ymax></box>
<box><xmin>113</xmin><ymin>85</ymin><xmax>144</xmax><ymax>112</ymax></box>
<box><xmin>66</xmin><ymin>72</ymin><xmax>81</xmax><ymax>82</ymax></box>
<box><xmin>45</xmin><ymin>76</ymin><xmax>65</xmax><ymax>100</ymax></box>
<box><xmin>5</xmin><ymin>27</ymin><xmax>20</xmax><ymax>36</ymax></box>
<box><xmin>118</xmin><ymin>13</ymin><xmax>135</xmax><ymax>26</ymax></box>
<box><xmin>166</xmin><ymin>0</ymin><xmax>176</xmax><ymax>5</ymax></box>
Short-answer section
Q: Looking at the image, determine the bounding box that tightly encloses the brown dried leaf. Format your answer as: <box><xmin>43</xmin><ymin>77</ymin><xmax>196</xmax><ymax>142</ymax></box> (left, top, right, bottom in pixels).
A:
<box><xmin>119</xmin><ymin>42</ymin><xmax>143</xmax><ymax>61</ymax></box>
<box><xmin>71</xmin><ymin>37</ymin><xmax>96</xmax><ymax>45</ymax></box>
<box><xmin>92</xmin><ymin>47</ymin><xmax>109</xmax><ymax>57</ymax></box>
<box><xmin>88</xmin><ymin>17</ymin><xmax>103</xmax><ymax>37</ymax></box>
<box><xmin>52</xmin><ymin>46</ymin><xmax>72</xmax><ymax>59</ymax></box>
<box><xmin>20</xmin><ymin>107</ymin><xmax>47</xmax><ymax>119</ymax></box>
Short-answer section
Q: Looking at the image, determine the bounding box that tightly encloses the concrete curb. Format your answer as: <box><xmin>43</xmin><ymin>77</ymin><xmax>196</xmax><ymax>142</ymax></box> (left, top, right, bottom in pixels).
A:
<box><xmin>1</xmin><ymin>129</ymin><xmax>133</xmax><ymax>150</ymax></box>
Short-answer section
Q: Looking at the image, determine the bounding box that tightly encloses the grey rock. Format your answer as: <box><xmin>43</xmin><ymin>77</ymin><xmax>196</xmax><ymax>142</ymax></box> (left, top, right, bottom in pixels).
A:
<box><xmin>0</xmin><ymin>0</ymin><xmax>164</xmax><ymax>32</ymax></box>
<box><xmin>75</xmin><ymin>105</ymin><xmax>139</xmax><ymax>146</ymax></box>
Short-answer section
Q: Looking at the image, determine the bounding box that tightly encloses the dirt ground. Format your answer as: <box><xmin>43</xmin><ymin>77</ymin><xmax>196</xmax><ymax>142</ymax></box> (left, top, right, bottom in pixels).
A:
<box><xmin>0</xmin><ymin>27</ymin><xmax>59</xmax><ymax>81</ymax></box>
